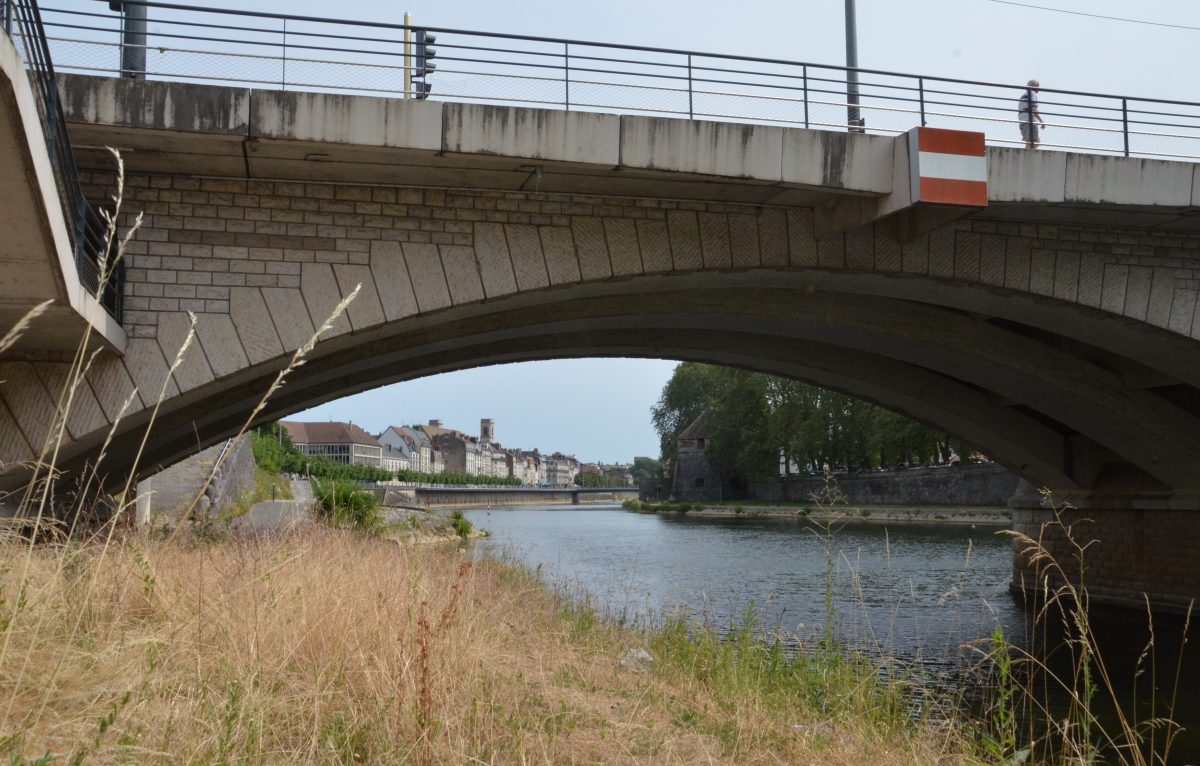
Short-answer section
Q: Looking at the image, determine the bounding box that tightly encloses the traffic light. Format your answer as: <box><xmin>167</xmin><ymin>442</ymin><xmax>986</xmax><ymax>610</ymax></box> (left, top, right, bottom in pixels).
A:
<box><xmin>413</xmin><ymin>28</ymin><xmax>436</xmax><ymax>99</ymax></box>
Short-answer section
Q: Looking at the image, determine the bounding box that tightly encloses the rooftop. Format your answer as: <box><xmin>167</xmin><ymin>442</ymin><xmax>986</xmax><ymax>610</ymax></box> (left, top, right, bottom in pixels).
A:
<box><xmin>281</xmin><ymin>421</ymin><xmax>380</xmax><ymax>447</ymax></box>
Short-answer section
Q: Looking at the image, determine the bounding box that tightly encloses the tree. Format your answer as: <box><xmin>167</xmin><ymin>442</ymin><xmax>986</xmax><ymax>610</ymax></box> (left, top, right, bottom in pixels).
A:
<box><xmin>631</xmin><ymin>456</ymin><xmax>662</xmax><ymax>481</ymax></box>
<box><xmin>652</xmin><ymin>364</ymin><xmax>975</xmax><ymax>491</ymax></box>
<box><xmin>575</xmin><ymin>471</ymin><xmax>621</xmax><ymax>488</ymax></box>
<box><xmin>650</xmin><ymin>362</ymin><xmax>723</xmax><ymax>473</ymax></box>
<box><xmin>705</xmin><ymin>369</ymin><xmax>776</xmax><ymax>490</ymax></box>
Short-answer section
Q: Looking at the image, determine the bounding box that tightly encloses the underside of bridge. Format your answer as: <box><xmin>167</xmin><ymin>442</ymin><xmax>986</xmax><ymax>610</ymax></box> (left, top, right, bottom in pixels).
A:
<box><xmin>41</xmin><ymin>271</ymin><xmax>1192</xmax><ymax>502</ymax></box>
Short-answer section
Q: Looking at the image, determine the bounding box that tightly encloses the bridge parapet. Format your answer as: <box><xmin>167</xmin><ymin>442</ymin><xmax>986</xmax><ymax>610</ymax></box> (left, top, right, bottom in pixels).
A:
<box><xmin>34</xmin><ymin>1</ymin><xmax>1200</xmax><ymax>160</ymax></box>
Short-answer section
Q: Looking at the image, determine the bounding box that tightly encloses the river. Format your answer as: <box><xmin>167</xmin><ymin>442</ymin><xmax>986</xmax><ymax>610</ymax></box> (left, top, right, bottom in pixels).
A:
<box><xmin>464</xmin><ymin>504</ymin><xmax>1200</xmax><ymax>762</ymax></box>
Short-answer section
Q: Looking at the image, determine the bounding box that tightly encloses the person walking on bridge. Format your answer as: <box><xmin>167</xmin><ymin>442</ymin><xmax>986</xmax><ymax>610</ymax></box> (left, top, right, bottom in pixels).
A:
<box><xmin>1018</xmin><ymin>79</ymin><xmax>1046</xmax><ymax>149</ymax></box>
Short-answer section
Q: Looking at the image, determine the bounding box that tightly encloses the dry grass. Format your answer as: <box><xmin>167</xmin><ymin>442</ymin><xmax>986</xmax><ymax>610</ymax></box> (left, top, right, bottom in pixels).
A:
<box><xmin>0</xmin><ymin>529</ymin><xmax>977</xmax><ymax>765</ymax></box>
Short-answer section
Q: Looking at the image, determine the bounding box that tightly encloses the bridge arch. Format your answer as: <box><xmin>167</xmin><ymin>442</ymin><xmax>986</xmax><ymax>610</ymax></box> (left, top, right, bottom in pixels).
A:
<box><xmin>1</xmin><ymin>174</ymin><xmax>1198</xmax><ymax>506</ymax></box>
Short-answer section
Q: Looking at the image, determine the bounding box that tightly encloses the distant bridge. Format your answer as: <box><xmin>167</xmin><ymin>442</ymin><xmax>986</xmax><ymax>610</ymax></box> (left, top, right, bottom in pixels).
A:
<box><xmin>412</xmin><ymin>486</ymin><xmax>638</xmax><ymax>508</ymax></box>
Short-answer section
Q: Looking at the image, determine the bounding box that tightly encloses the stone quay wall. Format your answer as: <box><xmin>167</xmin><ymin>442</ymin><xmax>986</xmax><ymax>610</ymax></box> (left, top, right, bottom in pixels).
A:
<box><xmin>752</xmin><ymin>463</ymin><xmax>1020</xmax><ymax>507</ymax></box>
<box><xmin>1012</xmin><ymin>504</ymin><xmax>1200</xmax><ymax>614</ymax></box>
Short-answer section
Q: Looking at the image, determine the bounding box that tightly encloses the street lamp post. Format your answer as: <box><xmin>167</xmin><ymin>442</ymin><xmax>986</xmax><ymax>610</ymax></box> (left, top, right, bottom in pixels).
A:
<box><xmin>108</xmin><ymin>2</ymin><xmax>146</xmax><ymax>78</ymax></box>
<box><xmin>845</xmin><ymin>0</ymin><xmax>863</xmax><ymax>131</ymax></box>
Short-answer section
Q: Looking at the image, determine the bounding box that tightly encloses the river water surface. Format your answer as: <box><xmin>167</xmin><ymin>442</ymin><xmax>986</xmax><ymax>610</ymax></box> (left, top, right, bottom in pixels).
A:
<box><xmin>464</xmin><ymin>504</ymin><xmax>1200</xmax><ymax>761</ymax></box>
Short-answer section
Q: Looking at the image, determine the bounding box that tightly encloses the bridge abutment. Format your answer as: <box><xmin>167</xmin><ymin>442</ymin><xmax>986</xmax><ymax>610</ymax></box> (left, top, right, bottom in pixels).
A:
<box><xmin>1009</xmin><ymin>481</ymin><xmax>1199</xmax><ymax>614</ymax></box>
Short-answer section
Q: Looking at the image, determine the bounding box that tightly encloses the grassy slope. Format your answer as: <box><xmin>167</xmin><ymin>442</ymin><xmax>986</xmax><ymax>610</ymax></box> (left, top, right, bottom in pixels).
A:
<box><xmin>0</xmin><ymin>530</ymin><xmax>978</xmax><ymax>765</ymax></box>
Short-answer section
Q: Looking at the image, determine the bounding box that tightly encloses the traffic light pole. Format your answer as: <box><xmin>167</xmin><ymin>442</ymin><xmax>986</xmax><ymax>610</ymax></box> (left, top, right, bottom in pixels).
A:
<box><xmin>845</xmin><ymin>0</ymin><xmax>861</xmax><ymax>131</ymax></box>
<box><xmin>403</xmin><ymin>11</ymin><xmax>412</xmax><ymax>99</ymax></box>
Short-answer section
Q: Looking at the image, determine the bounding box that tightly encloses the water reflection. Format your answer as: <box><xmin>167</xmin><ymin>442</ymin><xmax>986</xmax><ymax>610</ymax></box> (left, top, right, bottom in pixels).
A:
<box><xmin>464</xmin><ymin>505</ymin><xmax>1199</xmax><ymax>761</ymax></box>
<box><xmin>466</xmin><ymin>506</ymin><xmax>1019</xmax><ymax>660</ymax></box>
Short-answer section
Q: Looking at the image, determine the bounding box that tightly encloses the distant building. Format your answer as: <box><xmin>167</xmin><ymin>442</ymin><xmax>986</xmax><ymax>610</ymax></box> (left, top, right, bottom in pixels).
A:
<box><xmin>671</xmin><ymin>413</ymin><xmax>721</xmax><ymax>501</ymax></box>
<box><xmin>426</xmin><ymin>427</ymin><xmax>482</xmax><ymax>476</ymax></box>
<box><xmin>281</xmin><ymin>421</ymin><xmax>382</xmax><ymax>467</ymax></box>
<box><xmin>380</xmin><ymin>442</ymin><xmax>411</xmax><ymax>473</ymax></box>
<box><xmin>521</xmin><ymin>450</ymin><xmax>542</xmax><ymax>486</ymax></box>
<box><xmin>577</xmin><ymin>462</ymin><xmax>634</xmax><ymax>486</ymax></box>
<box><xmin>542</xmin><ymin>452</ymin><xmax>579</xmax><ymax>487</ymax></box>
<box><xmin>487</xmin><ymin>443</ymin><xmax>508</xmax><ymax>478</ymax></box>
<box><xmin>378</xmin><ymin>425</ymin><xmax>435</xmax><ymax>473</ymax></box>
<box><xmin>601</xmin><ymin>463</ymin><xmax>635</xmax><ymax>486</ymax></box>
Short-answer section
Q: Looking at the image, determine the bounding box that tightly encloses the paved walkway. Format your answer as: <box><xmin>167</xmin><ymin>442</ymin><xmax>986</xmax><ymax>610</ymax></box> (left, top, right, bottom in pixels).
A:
<box><xmin>231</xmin><ymin>478</ymin><xmax>313</xmax><ymax>534</ymax></box>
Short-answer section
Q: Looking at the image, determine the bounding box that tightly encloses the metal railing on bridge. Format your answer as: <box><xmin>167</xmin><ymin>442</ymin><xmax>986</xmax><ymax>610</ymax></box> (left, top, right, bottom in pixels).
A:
<box><xmin>28</xmin><ymin>1</ymin><xmax>1200</xmax><ymax>162</ymax></box>
<box><xmin>3</xmin><ymin>0</ymin><xmax>123</xmax><ymax>322</ymax></box>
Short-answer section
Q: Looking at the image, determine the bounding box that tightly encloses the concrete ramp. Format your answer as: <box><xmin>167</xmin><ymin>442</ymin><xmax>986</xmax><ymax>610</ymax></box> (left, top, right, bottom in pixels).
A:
<box><xmin>0</xmin><ymin>34</ymin><xmax>123</xmax><ymax>353</ymax></box>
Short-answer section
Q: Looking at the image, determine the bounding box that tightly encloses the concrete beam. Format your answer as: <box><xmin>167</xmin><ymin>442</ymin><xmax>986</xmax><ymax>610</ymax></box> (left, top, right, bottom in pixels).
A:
<box><xmin>1065</xmin><ymin>154</ymin><xmax>1194</xmax><ymax>207</ymax></box>
<box><xmin>446</xmin><ymin>103</ymin><xmax>619</xmax><ymax>166</ymax></box>
<box><xmin>987</xmin><ymin>147</ymin><xmax>1067</xmax><ymax>203</ymax></box>
<box><xmin>618</xmin><ymin>115</ymin><xmax>784</xmax><ymax>181</ymax></box>
<box><xmin>59</xmin><ymin>75</ymin><xmax>249</xmax><ymax>134</ymax></box>
<box><xmin>252</xmin><ymin>90</ymin><xmax>441</xmax><ymax>150</ymax></box>
<box><xmin>781</xmin><ymin>129</ymin><xmax>893</xmax><ymax>193</ymax></box>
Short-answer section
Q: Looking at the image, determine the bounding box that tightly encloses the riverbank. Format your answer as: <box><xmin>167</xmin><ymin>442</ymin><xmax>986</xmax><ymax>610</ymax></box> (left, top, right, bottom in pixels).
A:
<box><xmin>625</xmin><ymin>499</ymin><xmax>1011</xmax><ymax>526</ymax></box>
<box><xmin>380</xmin><ymin>506</ymin><xmax>490</xmax><ymax>544</ymax></box>
<box><xmin>0</xmin><ymin>527</ymin><xmax>980</xmax><ymax>764</ymax></box>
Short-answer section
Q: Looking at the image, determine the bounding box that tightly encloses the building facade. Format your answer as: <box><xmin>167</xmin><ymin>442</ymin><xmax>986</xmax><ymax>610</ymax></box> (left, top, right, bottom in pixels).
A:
<box><xmin>281</xmin><ymin>421</ymin><xmax>383</xmax><ymax>467</ymax></box>
<box><xmin>379</xmin><ymin>425</ymin><xmax>436</xmax><ymax>473</ymax></box>
<box><xmin>379</xmin><ymin>442</ymin><xmax>412</xmax><ymax>473</ymax></box>
<box><xmin>542</xmin><ymin>452</ymin><xmax>580</xmax><ymax>487</ymax></box>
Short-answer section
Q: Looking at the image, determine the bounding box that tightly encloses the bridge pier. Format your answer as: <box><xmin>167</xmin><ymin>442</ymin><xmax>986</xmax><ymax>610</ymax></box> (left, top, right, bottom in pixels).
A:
<box><xmin>1009</xmin><ymin>481</ymin><xmax>1199</xmax><ymax>614</ymax></box>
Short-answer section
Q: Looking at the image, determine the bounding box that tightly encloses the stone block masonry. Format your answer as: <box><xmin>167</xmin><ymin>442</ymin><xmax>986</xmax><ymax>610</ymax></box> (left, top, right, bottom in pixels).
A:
<box><xmin>1</xmin><ymin>168</ymin><xmax>1198</xmax><ymax>493</ymax></box>
<box><xmin>1012</xmin><ymin>503</ymin><xmax>1200</xmax><ymax>614</ymax></box>
<box><xmin>753</xmin><ymin>463</ymin><xmax>1021</xmax><ymax>508</ymax></box>
<box><xmin>81</xmin><ymin>172</ymin><xmax>1200</xmax><ymax>350</ymax></box>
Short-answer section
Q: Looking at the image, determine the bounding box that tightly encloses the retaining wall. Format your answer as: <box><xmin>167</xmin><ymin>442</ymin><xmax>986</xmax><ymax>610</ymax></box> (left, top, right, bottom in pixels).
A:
<box><xmin>751</xmin><ymin>463</ymin><xmax>1020</xmax><ymax>507</ymax></box>
<box><xmin>137</xmin><ymin>434</ymin><xmax>256</xmax><ymax>522</ymax></box>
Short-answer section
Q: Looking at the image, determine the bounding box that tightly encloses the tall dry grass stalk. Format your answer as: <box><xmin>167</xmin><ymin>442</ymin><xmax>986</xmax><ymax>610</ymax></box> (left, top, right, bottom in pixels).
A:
<box><xmin>0</xmin><ymin>528</ymin><xmax>978</xmax><ymax>764</ymax></box>
<box><xmin>0</xmin><ymin>150</ymin><xmax>368</xmax><ymax>758</ymax></box>
<box><xmin>978</xmin><ymin>491</ymin><xmax>1193</xmax><ymax>766</ymax></box>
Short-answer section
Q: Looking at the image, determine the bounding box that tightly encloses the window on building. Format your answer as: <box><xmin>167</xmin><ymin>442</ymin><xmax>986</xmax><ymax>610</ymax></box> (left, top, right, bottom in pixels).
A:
<box><xmin>694</xmin><ymin>477</ymin><xmax>704</xmax><ymax>487</ymax></box>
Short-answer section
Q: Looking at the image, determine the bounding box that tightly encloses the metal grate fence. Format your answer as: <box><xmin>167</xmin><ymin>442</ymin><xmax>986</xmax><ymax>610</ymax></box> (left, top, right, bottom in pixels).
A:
<box><xmin>30</xmin><ymin>0</ymin><xmax>1200</xmax><ymax>162</ymax></box>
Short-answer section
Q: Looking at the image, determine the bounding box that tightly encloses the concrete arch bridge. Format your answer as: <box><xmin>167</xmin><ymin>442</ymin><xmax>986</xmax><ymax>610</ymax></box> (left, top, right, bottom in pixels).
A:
<box><xmin>1</xmin><ymin>65</ymin><xmax>1199</xmax><ymax>608</ymax></box>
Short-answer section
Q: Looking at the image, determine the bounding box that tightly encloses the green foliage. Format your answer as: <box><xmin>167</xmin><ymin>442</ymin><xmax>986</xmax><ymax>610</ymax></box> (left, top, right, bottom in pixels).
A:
<box><xmin>249</xmin><ymin>423</ymin><xmax>295</xmax><ymax>473</ymax></box>
<box><xmin>631</xmin><ymin>456</ymin><xmax>663</xmax><ymax>481</ymax></box>
<box><xmin>394</xmin><ymin>468</ymin><xmax>520</xmax><ymax>486</ymax></box>
<box><xmin>981</xmin><ymin>625</ymin><xmax>1023</xmax><ymax>762</ymax></box>
<box><xmin>448</xmin><ymin>510</ymin><xmax>472</xmax><ymax>540</ymax></box>
<box><xmin>573</xmin><ymin>472</ymin><xmax>625</xmax><ymax>488</ymax></box>
<box><xmin>311</xmin><ymin>478</ymin><xmax>384</xmax><ymax>534</ymax></box>
<box><xmin>251</xmin><ymin>425</ymin><xmax>392</xmax><ymax>482</ymax></box>
<box><xmin>652</xmin><ymin>363</ymin><xmax>966</xmax><ymax>491</ymax></box>
<box><xmin>647</xmin><ymin>606</ymin><xmax>909</xmax><ymax>739</ymax></box>
<box><xmin>622</xmin><ymin>500</ymin><xmax>694</xmax><ymax>514</ymax></box>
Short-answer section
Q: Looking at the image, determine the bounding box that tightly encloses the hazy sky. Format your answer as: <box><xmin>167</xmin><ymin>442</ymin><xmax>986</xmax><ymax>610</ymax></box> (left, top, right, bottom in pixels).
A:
<box><xmin>56</xmin><ymin>0</ymin><xmax>1200</xmax><ymax>459</ymax></box>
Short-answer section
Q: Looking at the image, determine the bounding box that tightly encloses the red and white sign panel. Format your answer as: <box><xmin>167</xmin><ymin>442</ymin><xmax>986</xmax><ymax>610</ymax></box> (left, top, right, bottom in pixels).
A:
<box><xmin>907</xmin><ymin>127</ymin><xmax>988</xmax><ymax>207</ymax></box>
